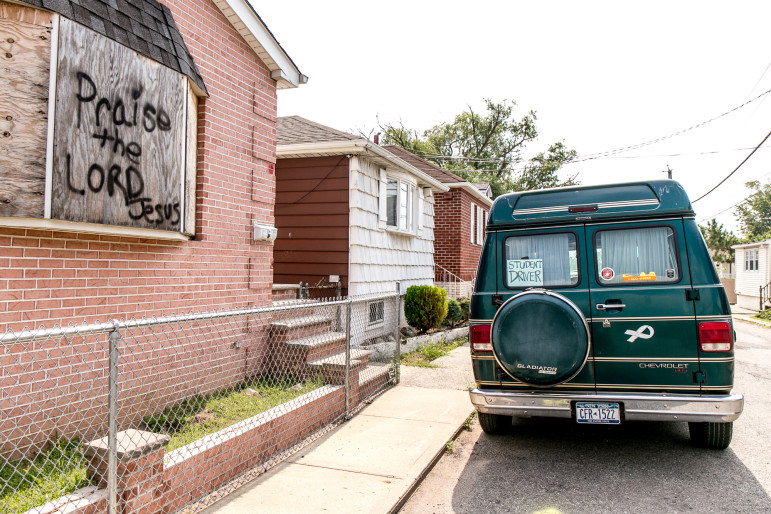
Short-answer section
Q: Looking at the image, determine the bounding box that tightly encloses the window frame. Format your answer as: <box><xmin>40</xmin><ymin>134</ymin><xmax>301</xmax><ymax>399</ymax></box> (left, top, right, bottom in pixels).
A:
<box><xmin>367</xmin><ymin>299</ymin><xmax>385</xmax><ymax>329</ymax></box>
<box><xmin>501</xmin><ymin>229</ymin><xmax>582</xmax><ymax>290</ymax></box>
<box><xmin>383</xmin><ymin>173</ymin><xmax>419</xmax><ymax>234</ymax></box>
<box><xmin>745</xmin><ymin>249</ymin><xmax>759</xmax><ymax>272</ymax></box>
<box><xmin>592</xmin><ymin>224</ymin><xmax>683</xmax><ymax>287</ymax></box>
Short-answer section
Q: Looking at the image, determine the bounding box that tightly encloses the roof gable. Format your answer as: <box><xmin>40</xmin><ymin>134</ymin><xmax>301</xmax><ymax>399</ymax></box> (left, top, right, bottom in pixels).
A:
<box><xmin>381</xmin><ymin>145</ymin><xmax>465</xmax><ymax>184</ymax></box>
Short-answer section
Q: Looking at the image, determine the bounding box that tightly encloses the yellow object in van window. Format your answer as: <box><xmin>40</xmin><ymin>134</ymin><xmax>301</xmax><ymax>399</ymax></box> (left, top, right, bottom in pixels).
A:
<box><xmin>621</xmin><ymin>272</ymin><xmax>657</xmax><ymax>282</ymax></box>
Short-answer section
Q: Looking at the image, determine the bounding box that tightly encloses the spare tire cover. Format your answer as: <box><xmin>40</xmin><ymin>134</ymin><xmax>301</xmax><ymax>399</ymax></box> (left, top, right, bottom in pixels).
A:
<box><xmin>491</xmin><ymin>290</ymin><xmax>590</xmax><ymax>387</ymax></box>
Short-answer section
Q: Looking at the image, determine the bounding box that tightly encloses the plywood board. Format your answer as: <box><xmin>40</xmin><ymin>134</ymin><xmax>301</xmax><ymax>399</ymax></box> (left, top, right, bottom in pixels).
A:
<box><xmin>51</xmin><ymin>18</ymin><xmax>185</xmax><ymax>231</ymax></box>
<box><xmin>0</xmin><ymin>6</ymin><xmax>53</xmax><ymax>217</ymax></box>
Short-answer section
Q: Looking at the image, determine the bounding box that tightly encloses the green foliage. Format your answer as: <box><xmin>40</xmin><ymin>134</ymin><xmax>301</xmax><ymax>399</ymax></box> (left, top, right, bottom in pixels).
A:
<box><xmin>444</xmin><ymin>299</ymin><xmax>464</xmax><ymax>328</ymax></box>
<box><xmin>754</xmin><ymin>310</ymin><xmax>771</xmax><ymax>322</ymax></box>
<box><xmin>380</xmin><ymin>99</ymin><xmax>578</xmax><ymax>198</ymax></box>
<box><xmin>400</xmin><ymin>337</ymin><xmax>468</xmax><ymax>367</ymax></box>
<box><xmin>404</xmin><ymin>285</ymin><xmax>448</xmax><ymax>333</ymax></box>
<box><xmin>736</xmin><ymin>181</ymin><xmax>771</xmax><ymax>241</ymax></box>
<box><xmin>459</xmin><ymin>298</ymin><xmax>470</xmax><ymax>320</ymax></box>
<box><xmin>1</xmin><ymin>437</ymin><xmax>90</xmax><ymax>512</ymax></box>
<box><xmin>699</xmin><ymin>219</ymin><xmax>740</xmax><ymax>264</ymax></box>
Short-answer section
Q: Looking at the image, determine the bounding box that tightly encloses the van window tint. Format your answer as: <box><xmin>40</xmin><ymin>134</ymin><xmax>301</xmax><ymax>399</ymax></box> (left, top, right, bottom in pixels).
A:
<box><xmin>504</xmin><ymin>233</ymin><xmax>578</xmax><ymax>288</ymax></box>
<box><xmin>595</xmin><ymin>227</ymin><xmax>679</xmax><ymax>285</ymax></box>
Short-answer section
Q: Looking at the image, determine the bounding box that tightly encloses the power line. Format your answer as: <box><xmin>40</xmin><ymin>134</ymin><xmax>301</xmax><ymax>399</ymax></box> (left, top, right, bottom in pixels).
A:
<box><xmin>692</xmin><ymin>128</ymin><xmax>771</xmax><ymax>203</ymax></box>
<box><xmin>401</xmin><ymin>87</ymin><xmax>771</xmax><ymax>168</ymax></box>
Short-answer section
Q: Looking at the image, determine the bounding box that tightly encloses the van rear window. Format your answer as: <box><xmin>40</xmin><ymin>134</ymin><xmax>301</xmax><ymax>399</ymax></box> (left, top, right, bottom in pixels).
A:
<box><xmin>594</xmin><ymin>226</ymin><xmax>679</xmax><ymax>285</ymax></box>
<box><xmin>504</xmin><ymin>233</ymin><xmax>579</xmax><ymax>288</ymax></box>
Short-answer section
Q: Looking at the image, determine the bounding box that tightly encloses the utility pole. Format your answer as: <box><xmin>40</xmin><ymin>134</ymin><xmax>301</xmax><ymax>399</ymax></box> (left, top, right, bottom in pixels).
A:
<box><xmin>662</xmin><ymin>165</ymin><xmax>673</xmax><ymax>179</ymax></box>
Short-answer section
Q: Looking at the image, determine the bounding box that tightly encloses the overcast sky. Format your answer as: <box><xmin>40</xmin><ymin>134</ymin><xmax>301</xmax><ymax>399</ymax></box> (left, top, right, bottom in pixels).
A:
<box><xmin>253</xmin><ymin>0</ymin><xmax>771</xmax><ymax>235</ymax></box>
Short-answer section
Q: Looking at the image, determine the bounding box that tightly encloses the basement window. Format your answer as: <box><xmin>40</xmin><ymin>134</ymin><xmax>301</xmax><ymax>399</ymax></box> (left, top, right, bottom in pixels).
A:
<box><xmin>367</xmin><ymin>300</ymin><xmax>385</xmax><ymax>328</ymax></box>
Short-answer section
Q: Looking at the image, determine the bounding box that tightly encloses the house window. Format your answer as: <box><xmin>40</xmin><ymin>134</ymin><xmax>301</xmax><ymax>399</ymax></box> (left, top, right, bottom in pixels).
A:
<box><xmin>745</xmin><ymin>249</ymin><xmax>759</xmax><ymax>271</ymax></box>
<box><xmin>471</xmin><ymin>204</ymin><xmax>486</xmax><ymax>245</ymax></box>
<box><xmin>368</xmin><ymin>300</ymin><xmax>385</xmax><ymax>327</ymax></box>
<box><xmin>385</xmin><ymin>178</ymin><xmax>416</xmax><ymax>232</ymax></box>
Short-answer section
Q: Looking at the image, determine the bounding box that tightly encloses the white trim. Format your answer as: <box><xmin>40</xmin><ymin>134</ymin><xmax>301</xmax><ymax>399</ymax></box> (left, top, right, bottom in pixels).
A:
<box><xmin>445</xmin><ymin>182</ymin><xmax>493</xmax><ymax>207</ymax></box>
<box><xmin>44</xmin><ymin>14</ymin><xmax>61</xmax><ymax>219</ymax></box>
<box><xmin>277</xmin><ymin>140</ymin><xmax>449</xmax><ymax>193</ymax></box>
<box><xmin>212</xmin><ymin>0</ymin><xmax>307</xmax><ymax>89</ymax></box>
<box><xmin>378</xmin><ymin>168</ymin><xmax>387</xmax><ymax>229</ymax></box>
<box><xmin>0</xmin><ymin>217</ymin><xmax>191</xmax><ymax>241</ymax></box>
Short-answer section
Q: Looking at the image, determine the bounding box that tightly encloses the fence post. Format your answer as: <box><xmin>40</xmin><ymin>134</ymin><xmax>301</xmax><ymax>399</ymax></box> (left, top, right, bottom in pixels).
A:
<box><xmin>344</xmin><ymin>299</ymin><xmax>352</xmax><ymax>420</ymax></box>
<box><xmin>108</xmin><ymin>327</ymin><xmax>120</xmax><ymax>514</ymax></box>
<box><xmin>394</xmin><ymin>282</ymin><xmax>401</xmax><ymax>384</ymax></box>
<box><xmin>761</xmin><ymin>285</ymin><xmax>764</xmax><ymax>312</ymax></box>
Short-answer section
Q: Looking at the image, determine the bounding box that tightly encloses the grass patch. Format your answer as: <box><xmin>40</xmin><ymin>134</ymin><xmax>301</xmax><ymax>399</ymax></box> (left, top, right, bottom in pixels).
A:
<box><xmin>400</xmin><ymin>337</ymin><xmax>467</xmax><ymax>367</ymax></box>
<box><xmin>0</xmin><ymin>375</ymin><xmax>324</xmax><ymax>511</ymax></box>
<box><xmin>144</xmin><ymin>374</ymin><xmax>324</xmax><ymax>451</ymax></box>
<box><xmin>753</xmin><ymin>310</ymin><xmax>771</xmax><ymax>322</ymax></box>
<box><xmin>1</xmin><ymin>438</ymin><xmax>90</xmax><ymax>513</ymax></box>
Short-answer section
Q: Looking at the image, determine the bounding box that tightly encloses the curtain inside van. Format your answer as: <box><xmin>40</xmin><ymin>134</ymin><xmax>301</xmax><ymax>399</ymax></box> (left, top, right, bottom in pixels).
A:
<box><xmin>596</xmin><ymin>227</ymin><xmax>678</xmax><ymax>284</ymax></box>
<box><xmin>505</xmin><ymin>233</ymin><xmax>575</xmax><ymax>287</ymax></box>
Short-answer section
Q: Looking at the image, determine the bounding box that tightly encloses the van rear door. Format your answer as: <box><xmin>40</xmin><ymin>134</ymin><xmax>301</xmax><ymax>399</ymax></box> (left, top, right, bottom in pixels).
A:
<box><xmin>584</xmin><ymin>219</ymin><xmax>701</xmax><ymax>393</ymax></box>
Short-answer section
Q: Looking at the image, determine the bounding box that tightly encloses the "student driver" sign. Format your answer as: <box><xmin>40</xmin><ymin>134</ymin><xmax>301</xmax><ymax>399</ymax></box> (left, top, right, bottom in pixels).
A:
<box><xmin>507</xmin><ymin>259</ymin><xmax>543</xmax><ymax>287</ymax></box>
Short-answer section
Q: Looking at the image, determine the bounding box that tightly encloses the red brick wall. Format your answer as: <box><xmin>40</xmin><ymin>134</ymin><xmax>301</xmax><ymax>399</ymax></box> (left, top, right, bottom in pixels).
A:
<box><xmin>433</xmin><ymin>188</ymin><xmax>487</xmax><ymax>282</ymax></box>
<box><xmin>0</xmin><ymin>0</ymin><xmax>278</xmax><ymax>332</ymax></box>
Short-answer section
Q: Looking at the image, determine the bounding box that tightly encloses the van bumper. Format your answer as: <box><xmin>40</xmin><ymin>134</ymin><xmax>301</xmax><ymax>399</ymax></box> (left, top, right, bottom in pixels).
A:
<box><xmin>469</xmin><ymin>388</ymin><xmax>744</xmax><ymax>423</ymax></box>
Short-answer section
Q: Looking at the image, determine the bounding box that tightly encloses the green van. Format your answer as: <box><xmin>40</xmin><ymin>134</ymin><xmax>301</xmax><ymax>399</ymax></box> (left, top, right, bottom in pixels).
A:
<box><xmin>468</xmin><ymin>180</ymin><xmax>743</xmax><ymax>449</ymax></box>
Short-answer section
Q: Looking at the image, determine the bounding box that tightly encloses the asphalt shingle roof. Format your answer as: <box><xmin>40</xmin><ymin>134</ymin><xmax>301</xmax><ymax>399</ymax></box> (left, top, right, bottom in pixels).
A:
<box><xmin>277</xmin><ymin>116</ymin><xmax>361</xmax><ymax>146</ymax></box>
<box><xmin>20</xmin><ymin>0</ymin><xmax>207</xmax><ymax>95</ymax></box>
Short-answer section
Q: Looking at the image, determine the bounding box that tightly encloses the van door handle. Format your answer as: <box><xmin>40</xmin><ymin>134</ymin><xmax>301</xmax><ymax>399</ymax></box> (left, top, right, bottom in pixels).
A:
<box><xmin>596</xmin><ymin>303</ymin><xmax>626</xmax><ymax>311</ymax></box>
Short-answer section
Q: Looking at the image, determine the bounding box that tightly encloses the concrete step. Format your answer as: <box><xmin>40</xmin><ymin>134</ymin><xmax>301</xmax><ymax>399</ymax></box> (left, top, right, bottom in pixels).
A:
<box><xmin>271</xmin><ymin>314</ymin><xmax>335</xmax><ymax>331</ymax></box>
<box><xmin>285</xmin><ymin>331</ymin><xmax>346</xmax><ymax>351</ymax></box>
<box><xmin>308</xmin><ymin>349</ymin><xmax>372</xmax><ymax>370</ymax></box>
<box><xmin>359</xmin><ymin>362</ymin><xmax>392</xmax><ymax>386</ymax></box>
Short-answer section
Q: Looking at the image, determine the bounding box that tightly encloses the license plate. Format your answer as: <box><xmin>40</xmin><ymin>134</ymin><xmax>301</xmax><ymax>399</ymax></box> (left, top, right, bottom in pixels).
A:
<box><xmin>575</xmin><ymin>402</ymin><xmax>620</xmax><ymax>424</ymax></box>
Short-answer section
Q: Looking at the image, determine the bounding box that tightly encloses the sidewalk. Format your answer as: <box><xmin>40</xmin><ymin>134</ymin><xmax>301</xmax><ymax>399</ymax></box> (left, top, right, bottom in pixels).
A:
<box><xmin>201</xmin><ymin>346</ymin><xmax>475</xmax><ymax>514</ymax></box>
<box><xmin>731</xmin><ymin>304</ymin><xmax>771</xmax><ymax>328</ymax></box>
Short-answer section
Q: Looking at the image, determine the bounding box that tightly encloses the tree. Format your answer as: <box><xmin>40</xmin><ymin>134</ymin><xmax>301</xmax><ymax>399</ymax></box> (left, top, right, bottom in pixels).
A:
<box><xmin>380</xmin><ymin>99</ymin><xmax>578</xmax><ymax>198</ymax></box>
<box><xmin>736</xmin><ymin>181</ymin><xmax>771</xmax><ymax>240</ymax></box>
<box><xmin>698</xmin><ymin>219</ymin><xmax>739</xmax><ymax>265</ymax></box>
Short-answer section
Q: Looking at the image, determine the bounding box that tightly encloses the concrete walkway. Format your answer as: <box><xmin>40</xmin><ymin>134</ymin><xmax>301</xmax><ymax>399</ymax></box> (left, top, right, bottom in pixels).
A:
<box><xmin>202</xmin><ymin>346</ymin><xmax>474</xmax><ymax>514</ymax></box>
<box><xmin>731</xmin><ymin>304</ymin><xmax>771</xmax><ymax>328</ymax></box>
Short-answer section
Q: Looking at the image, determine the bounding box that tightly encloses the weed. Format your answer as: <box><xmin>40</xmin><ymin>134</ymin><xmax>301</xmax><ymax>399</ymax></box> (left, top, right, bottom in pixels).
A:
<box><xmin>444</xmin><ymin>441</ymin><xmax>454</xmax><ymax>453</ymax></box>
<box><xmin>753</xmin><ymin>310</ymin><xmax>771</xmax><ymax>322</ymax></box>
<box><xmin>463</xmin><ymin>411</ymin><xmax>477</xmax><ymax>431</ymax></box>
<box><xmin>400</xmin><ymin>337</ymin><xmax>468</xmax><ymax>367</ymax></box>
<box><xmin>0</xmin><ymin>438</ymin><xmax>90</xmax><ymax>512</ymax></box>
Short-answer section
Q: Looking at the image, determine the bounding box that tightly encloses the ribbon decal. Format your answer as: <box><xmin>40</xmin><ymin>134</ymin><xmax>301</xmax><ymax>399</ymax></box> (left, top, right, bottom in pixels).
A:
<box><xmin>624</xmin><ymin>325</ymin><xmax>654</xmax><ymax>343</ymax></box>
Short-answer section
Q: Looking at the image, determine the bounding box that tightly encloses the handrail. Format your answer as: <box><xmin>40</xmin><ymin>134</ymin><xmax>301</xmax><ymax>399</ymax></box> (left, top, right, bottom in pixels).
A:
<box><xmin>434</xmin><ymin>264</ymin><xmax>465</xmax><ymax>283</ymax></box>
<box><xmin>761</xmin><ymin>282</ymin><xmax>771</xmax><ymax>311</ymax></box>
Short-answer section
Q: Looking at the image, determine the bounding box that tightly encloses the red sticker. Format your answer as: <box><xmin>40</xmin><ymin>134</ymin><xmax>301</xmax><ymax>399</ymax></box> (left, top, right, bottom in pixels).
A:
<box><xmin>600</xmin><ymin>267</ymin><xmax>615</xmax><ymax>280</ymax></box>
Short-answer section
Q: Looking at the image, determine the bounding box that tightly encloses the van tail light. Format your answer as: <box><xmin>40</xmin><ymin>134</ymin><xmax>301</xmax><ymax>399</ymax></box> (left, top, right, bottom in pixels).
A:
<box><xmin>471</xmin><ymin>324</ymin><xmax>492</xmax><ymax>352</ymax></box>
<box><xmin>699</xmin><ymin>322</ymin><xmax>732</xmax><ymax>352</ymax></box>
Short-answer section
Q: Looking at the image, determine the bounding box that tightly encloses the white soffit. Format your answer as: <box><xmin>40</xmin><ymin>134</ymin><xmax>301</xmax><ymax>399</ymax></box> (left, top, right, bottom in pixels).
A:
<box><xmin>213</xmin><ymin>0</ymin><xmax>307</xmax><ymax>88</ymax></box>
<box><xmin>445</xmin><ymin>182</ymin><xmax>494</xmax><ymax>206</ymax></box>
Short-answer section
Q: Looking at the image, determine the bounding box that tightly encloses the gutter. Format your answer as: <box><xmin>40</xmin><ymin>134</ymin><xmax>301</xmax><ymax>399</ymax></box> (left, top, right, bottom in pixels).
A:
<box><xmin>277</xmin><ymin>140</ymin><xmax>450</xmax><ymax>193</ymax></box>
<box><xmin>444</xmin><ymin>181</ymin><xmax>493</xmax><ymax>206</ymax></box>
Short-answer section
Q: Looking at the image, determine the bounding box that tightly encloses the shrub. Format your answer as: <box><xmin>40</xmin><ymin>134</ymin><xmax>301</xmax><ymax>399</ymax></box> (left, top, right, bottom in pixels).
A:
<box><xmin>459</xmin><ymin>298</ymin><xmax>470</xmax><ymax>322</ymax></box>
<box><xmin>444</xmin><ymin>299</ymin><xmax>463</xmax><ymax>328</ymax></box>
<box><xmin>404</xmin><ymin>285</ymin><xmax>448</xmax><ymax>333</ymax></box>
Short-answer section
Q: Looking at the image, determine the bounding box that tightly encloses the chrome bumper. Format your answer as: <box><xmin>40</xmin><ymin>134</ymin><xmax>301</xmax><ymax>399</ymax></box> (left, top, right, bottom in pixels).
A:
<box><xmin>469</xmin><ymin>388</ymin><xmax>744</xmax><ymax>423</ymax></box>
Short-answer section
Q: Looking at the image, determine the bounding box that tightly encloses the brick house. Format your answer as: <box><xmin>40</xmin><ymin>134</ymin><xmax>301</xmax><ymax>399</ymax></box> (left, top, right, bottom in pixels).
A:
<box><xmin>1</xmin><ymin>0</ymin><xmax>305</xmax><ymax>330</ymax></box>
<box><xmin>381</xmin><ymin>145</ymin><xmax>493</xmax><ymax>298</ymax></box>
<box><xmin>0</xmin><ymin>0</ymin><xmax>305</xmax><ymax>482</ymax></box>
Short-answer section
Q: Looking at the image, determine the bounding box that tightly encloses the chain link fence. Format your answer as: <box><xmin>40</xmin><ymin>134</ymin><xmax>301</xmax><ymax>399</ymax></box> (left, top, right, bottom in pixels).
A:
<box><xmin>1</xmin><ymin>292</ymin><xmax>400</xmax><ymax>513</ymax></box>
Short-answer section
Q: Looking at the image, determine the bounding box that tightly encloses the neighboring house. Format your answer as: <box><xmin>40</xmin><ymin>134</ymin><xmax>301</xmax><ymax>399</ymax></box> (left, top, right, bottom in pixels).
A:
<box><xmin>1</xmin><ymin>0</ymin><xmax>305</xmax><ymax>330</ymax></box>
<box><xmin>733</xmin><ymin>239</ymin><xmax>771</xmax><ymax>311</ymax></box>
<box><xmin>381</xmin><ymin>145</ymin><xmax>493</xmax><ymax>299</ymax></box>
<box><xmin>274</xmin><ymin>116</ymin><xmax>449</xmax><ymax>336</ymax></box>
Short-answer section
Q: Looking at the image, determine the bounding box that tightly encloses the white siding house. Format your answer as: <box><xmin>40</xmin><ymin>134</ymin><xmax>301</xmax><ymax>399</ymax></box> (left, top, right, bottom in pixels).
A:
<box><xmin>275</xmin><ymin>117</ymin><xmax>449</xmax><ymax>342</ymax></box>
<box><xmin>732</xmin><ymin>239</ymin><xmax>771</xmax><ymax>311</ymax></box>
